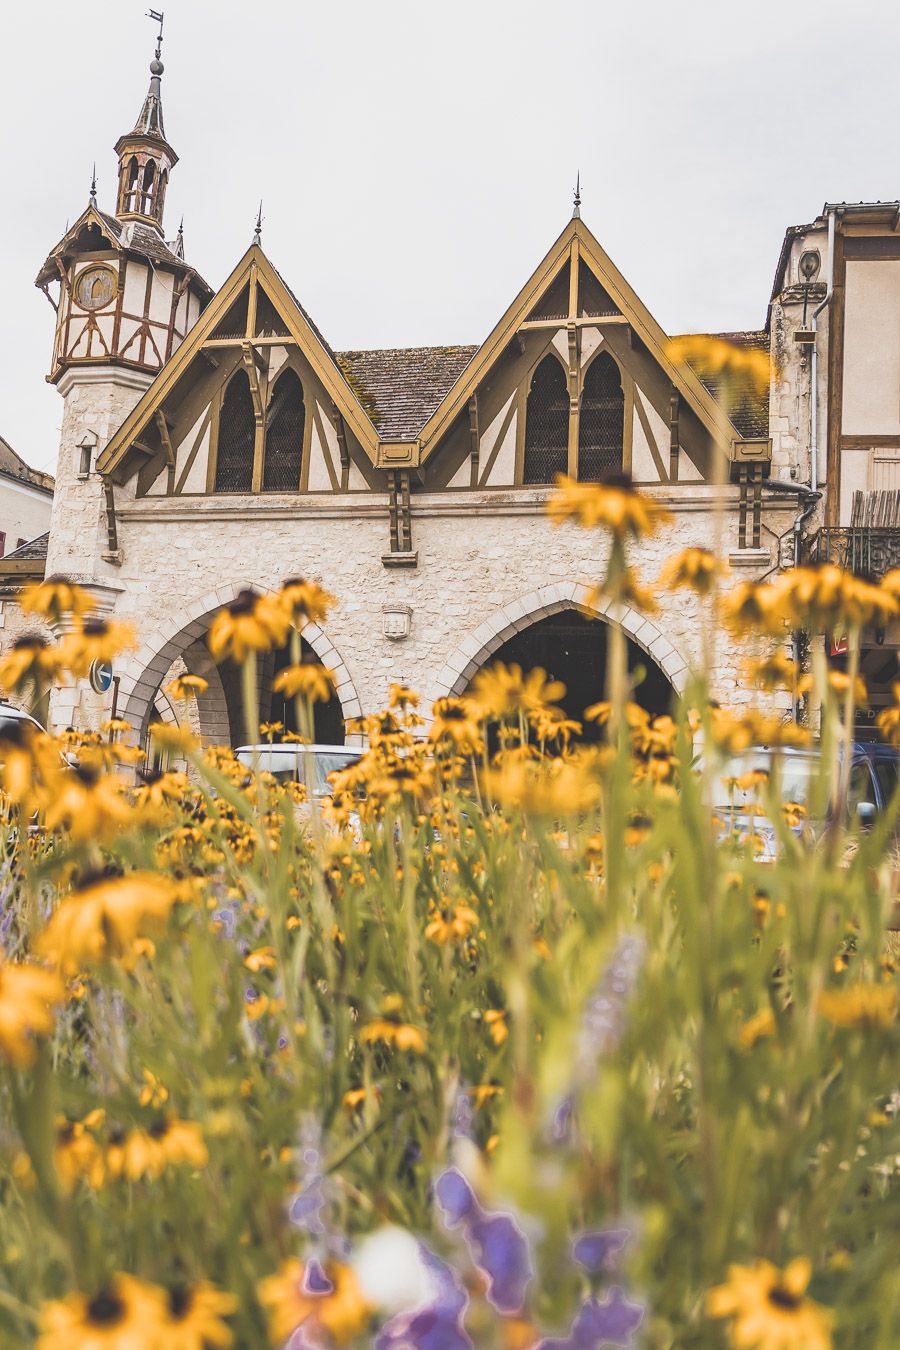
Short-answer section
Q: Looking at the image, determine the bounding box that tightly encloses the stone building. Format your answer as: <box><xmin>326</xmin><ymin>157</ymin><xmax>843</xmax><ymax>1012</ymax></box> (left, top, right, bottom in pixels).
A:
<box><xmin>0</xmin><ymin>437</ymin><xmax>53</xmax><ymax>560</ymax></box>
<box><xmin>3</xmin><ymin>35</ymin><xmax>899</xmax><ymax>743</ymax></box>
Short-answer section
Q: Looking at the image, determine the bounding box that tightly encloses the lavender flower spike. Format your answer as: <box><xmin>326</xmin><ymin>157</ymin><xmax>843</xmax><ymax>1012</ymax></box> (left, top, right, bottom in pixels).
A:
<box><xmin>434</xmin><ymin>1168</ymin><xmax>533</xmax><ymax>1315</ymax></box>
<box><xmin>538</xmin><ymin>1287</ymin><xmax>644</xmax><ymax>1349</ymax></box>
<box><xmin>572</xmin><ymin>1228</ymin><xmax>631</xmax><ymax>1274</ymax></box>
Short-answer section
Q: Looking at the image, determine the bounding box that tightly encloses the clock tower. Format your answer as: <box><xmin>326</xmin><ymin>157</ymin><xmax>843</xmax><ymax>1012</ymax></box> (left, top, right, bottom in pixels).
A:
<box><xmin>34</xmin><ymin>26</ymin><xmax>211</xmax><ymax>610</ymax></box>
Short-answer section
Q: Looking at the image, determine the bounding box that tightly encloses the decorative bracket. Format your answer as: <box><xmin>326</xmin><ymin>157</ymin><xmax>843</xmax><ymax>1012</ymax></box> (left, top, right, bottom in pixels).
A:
<box><xmin>101</xmin><ymin>477</ymin><xmax>123</xmax><ymax>565</ymax></box>
<box><xmin>382</xmin><ymin>470</ymin><xmax>417</xmax><ymax>568</ymax></box>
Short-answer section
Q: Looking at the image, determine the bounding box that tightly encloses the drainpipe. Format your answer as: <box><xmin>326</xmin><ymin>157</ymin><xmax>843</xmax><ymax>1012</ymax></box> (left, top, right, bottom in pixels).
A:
<box><xmin>809</xmin><ymin>207</ymin><xmax>836</xmax><ymax>494</ymax></box>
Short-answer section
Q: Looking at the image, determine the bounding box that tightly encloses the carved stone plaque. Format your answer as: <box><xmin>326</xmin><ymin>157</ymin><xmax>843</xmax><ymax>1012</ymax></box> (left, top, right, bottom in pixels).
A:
<box><xmin>382</xmin><ymin>604</ymin><xmax>412</xmax><ymax>641</ymax></box>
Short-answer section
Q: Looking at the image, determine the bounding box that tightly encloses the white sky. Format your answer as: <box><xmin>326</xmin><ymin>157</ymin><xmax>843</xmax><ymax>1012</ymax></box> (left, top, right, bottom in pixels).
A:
<box><xmin>3</xmin><ymin>0</ymin><xmax>899</xmax><ymax>471</ymax></box>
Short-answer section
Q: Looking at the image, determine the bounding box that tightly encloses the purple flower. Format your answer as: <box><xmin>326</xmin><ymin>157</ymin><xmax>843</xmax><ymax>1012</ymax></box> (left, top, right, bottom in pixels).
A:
<box><xmin>376</xmin><ymin>1247</ymin><xmax>472</xmax><ymax>1350</ymax></box>
<box><xmin>303</xmin><ymin>1258</ymin><xmax>333</xmax><ymax>1294</ymax></box>
<box><xmin>537</xmin><ymin>1287</ymin><xmax>644</xmax><ymax>1348</ymax></box>
<box><xmin>434</xmin><ymin>1168</ymin><xmax>533</xmax><ymax>1315</ymax></box>
<box><xmin>572</xmin><ymin>1229</ymin><xmax>631</xmax><ymax>1275</ymax></box>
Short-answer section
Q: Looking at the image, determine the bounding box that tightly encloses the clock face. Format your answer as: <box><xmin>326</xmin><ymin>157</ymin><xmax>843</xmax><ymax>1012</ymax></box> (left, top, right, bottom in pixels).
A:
<box><xmin>75</xmin><ymin>265</ymin><xmax>118</xmax><ymax>311</ymax></box>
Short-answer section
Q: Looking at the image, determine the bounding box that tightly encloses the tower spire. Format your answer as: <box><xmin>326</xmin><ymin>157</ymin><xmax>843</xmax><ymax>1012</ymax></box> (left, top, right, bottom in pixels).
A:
<box><xmin>572</xmin><ymin>172</ymin><xmax>581</xmax><ymax>220</ymax></box>
<box><xmin>89</xmin><ymin>163</ymin><xmax>97</xmax><ymax>206</ymax></box>
<box><xmin>253</xmin><ymin>201</ymin><xmax>264</xmax><ymax>246</ymax></box>
<box><xmin>114</xmin><ymin>10</ymin><xmax>178</xmax><ymax>229</ymax></box>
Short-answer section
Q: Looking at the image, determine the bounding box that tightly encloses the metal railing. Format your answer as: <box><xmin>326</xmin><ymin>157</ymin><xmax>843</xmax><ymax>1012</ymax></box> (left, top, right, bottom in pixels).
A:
<box><xmin>807</xmin><ymin>527</ymin><xmax>900</xmax><ymax>578</ymax></box>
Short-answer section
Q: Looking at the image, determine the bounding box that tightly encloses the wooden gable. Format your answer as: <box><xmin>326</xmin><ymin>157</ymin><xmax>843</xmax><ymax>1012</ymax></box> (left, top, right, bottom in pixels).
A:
<box><xmin>97</xmin><ymin>246</ymin><xmax>381</xmax><ymax>484</ymax></box>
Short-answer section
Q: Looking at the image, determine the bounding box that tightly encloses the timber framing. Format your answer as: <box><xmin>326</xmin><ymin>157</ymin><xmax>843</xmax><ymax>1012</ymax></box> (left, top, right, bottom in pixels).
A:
<box><xmin>97</xmin><ymin>246</ymin><xmax>381</xmax><ymax>480</ymax></box>
<box><xmin>417</xmin><ymin>216</ymin><xmax>741</xmax><ymax>466</ymax></box>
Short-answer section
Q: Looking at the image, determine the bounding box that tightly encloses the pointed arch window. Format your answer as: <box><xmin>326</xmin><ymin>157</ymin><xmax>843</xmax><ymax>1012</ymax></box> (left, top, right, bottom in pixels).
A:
<box><xmin>214</xmin><ymin>370</ymin><xmax>255</xmax><ymax>492</ymax></box>
<box><xmin>140</xmin><ymin>160</ymin><xmax>156</xmax><ymax>214</ymax></box>
<box><xmin>263</xmin><ymin>369</ymin><xmax>305</xmax><ymax>491</ymax></box>
<box><xmin>523</xmin><ymin>355</ymin><xmax>569</xmax><ymax>485</ymax></box>
<box><xmin>579</xmin><ymin>352</ymin><xmax>624</xmax><ymax>481</ymax></box>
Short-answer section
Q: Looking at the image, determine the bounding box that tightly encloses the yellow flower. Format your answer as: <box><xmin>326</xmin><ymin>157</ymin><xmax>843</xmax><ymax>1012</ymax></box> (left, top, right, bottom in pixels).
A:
<box><xmin>817</xmin><ymin>982</ymin><xmax>896</xmax><ymax>1029</ymax></box>
<box><xmin>138</xmin><ymin>1069</ymin><xmax>169</xmax><ymax>1109</ymax></box>
<box><xmin>588</xmin><ymin>567</ymin><xmax>659</xmax><ymax>615</ymax></box>
<box><xmin>388</xmin><ymin>682</ymin><xmax>420</xmax><ymax>710</ymax></box>
<box><xmin>745</xmin><ymin>652</ymin><xmax>798</xmax><ymax>691</ymax></box>
<box><xmin>20</xmin><ymin>576</ymin><xmax>96</xmax><ymax>623</ymax></box>
<box><xmin>875</xmin><ymin>683</ymin><xmax>900</xmax><ymax>746</ymax></box>
<box><xmin>40</xmin><ymin>765</ymin><xmax>135</xmax><ymax>842</ymax></box>
<box><xmin>258</xmin><ymin>1258</ymin><xmax>371</xmax><ymax>1346</ymax></box>
<box><xmin>273</xmin><ymin>662</ymin><xmax>335</xmax><ymax>703</ymax></box>
<box><xmin>108</xmin><ymin>1117</ymin><xmax>209</xmax><ymax>1181</ymax></box>
<box><xmin>468</xmin><ymin>662</ymin><xmax>565</xmax><ymax>720</ymax></box>
<box><xmin>361</xmin><ymin>1018</ymin><xmax>427</xmax><ymax>1053</ymax></box>
<box><xmin>429</xmin><ymin>697</ymin><xmax>483</xmax><ymax>752</ymax></box>
<box><xmin>777</xmin><ymin>565</ymin><xmax>896</xmax><ymax>632</ymax></box>
<box><xmin>148</xmin><ymin>723</ymin><xmax>198</xmax><ymax>754</ymax></box>
<box><xmin>208</xmin><ymin>589</ymin><xmax>290</xmax><ymax>664</ymax></box>
<box><xmin>54</xmin><ymin>1115</ymin><xmax>106</xmax><ymax>1191</ymax></box>
<box><xmin>547</xmin><ymin>472</ymin><xmax>672</xmax><ymax>539</ymax></box>
<box><xmin>244</xmin><ymin>946</ymin><xmax>277</xmax><ymax>972</ymax></box>
<box><xmin>483</xmin><ymin>755</ymin><xmax>601</xmax><ymax>815</ymax></box>
<box><xmin>659</xmin><ymin>546</ymin><xmax>729</xmax><ymax>596</ymax></box>
<box><xmin>739</xmin><ymin>1008</ymin><xmax>776</xmax><ymax>1049</ymax></box>
<box><xmin>38</xmin><ymin>871</ymin><xmax>179</xmax><ymax>975</ymax></box>
<box><xmin>276</xmin><ymin>576</ymin><xmax>336</xmax><ymax>627</ymax></box>
<box><xmin>0</xmin><ymin>634</ymin><xmax>67</xmax><ymax>693</ymax></box>
<box><xmin>0</xmin><ymin>957</ymin><xmax>64</xmax><ymax>1067</ymax></box>
<box><xmin>668</xmin><ymin>333</ymin><xmax>771</xmax><ymax>399</ymax></box>
<box><xmin>484</xmin><ymin>1009</ymin><xmax>509</xmax><ymax>1045</ymax></box>
<box><xmin>425</xmin><ymin>904</ymin><xmax>479</xmax><ymax>945</ymax></box>
<box><xmin>165</xmin><ymin>674</ymin><xmax>209</xmax><ymax>701</ymax></box>
<box><xmin>797</xmin><ymin>670</ymin><xmax>867</xmax><ymax>704</ymax></box>
<box><xmin>37</xmin><ymin>1274</ymin><xmax>168</xmax><ymax>1350</ymax></box>
<box><xmin>58</xmin><ymin>617</ymin><xmax>137</xmax><ymax>678</ymax></box>
<box><xmin>721</xmin><ymin>581</ymin><xmax>781</xmax><ymax>637</ymax></box>
<box><xmin>158</xmin><ymin>1281</ymin><xmax>238</xmax><ymax>1350</ymax></box>
<box><xmin>707</xmin><ymin>1257</ymin><xmax>832</xmax><ymax>1350</ymax></box>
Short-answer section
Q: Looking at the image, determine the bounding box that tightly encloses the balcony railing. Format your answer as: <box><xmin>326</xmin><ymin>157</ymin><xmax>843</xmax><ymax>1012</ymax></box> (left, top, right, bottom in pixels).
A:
<box><xmin>807</xmin><ymin>527</ymin><xmax>900</xmax><ymax>578</ymax></box>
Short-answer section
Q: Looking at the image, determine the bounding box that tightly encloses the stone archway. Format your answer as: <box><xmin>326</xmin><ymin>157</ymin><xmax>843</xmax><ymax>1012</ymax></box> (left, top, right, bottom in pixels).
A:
<box><xmin>115</xmin><ymin>582</ymin><xmax>363</xmax><ymax>745</ymax></box>
<box><xmin>427</xmin><ymin>580</ymin><xmax>691</xmax><ymax>706</ymax></box>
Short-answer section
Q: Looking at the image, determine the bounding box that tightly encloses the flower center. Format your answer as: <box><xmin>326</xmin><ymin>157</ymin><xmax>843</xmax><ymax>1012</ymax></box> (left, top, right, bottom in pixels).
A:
<box><xmin>87</xmin><ymin>1291</ymin><xmax>126</xmax><ymax>1325</ymax></box>
<box><xmin>767</xmin><ymin>1284</ymin><xmax>802</xmax><ymax>1311</ymax></box>
<box><xmin>168</xmin><ymin>1285</ymin><xmax>193</xmax><ymax>1319</ymax></box>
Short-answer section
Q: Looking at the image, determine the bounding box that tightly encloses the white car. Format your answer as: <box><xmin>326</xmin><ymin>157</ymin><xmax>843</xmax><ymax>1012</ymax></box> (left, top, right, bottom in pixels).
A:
<box><xmin>234</xmin><ymin>743</ymin><xmax>361</xmax><ymax>798</ymax></box>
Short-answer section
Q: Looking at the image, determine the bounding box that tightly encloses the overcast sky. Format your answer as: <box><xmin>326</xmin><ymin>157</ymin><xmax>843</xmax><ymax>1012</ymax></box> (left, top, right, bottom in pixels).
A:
<box><xmin>3</xmin><ymin>0</ymin><xmax>899</xmax><ymax>471</ymax></box>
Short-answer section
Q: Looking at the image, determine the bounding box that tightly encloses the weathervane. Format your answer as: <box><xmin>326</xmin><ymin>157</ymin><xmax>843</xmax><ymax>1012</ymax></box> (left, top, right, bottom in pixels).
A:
<box><xmin>253</xmin><ymin>201</ymin><xmax>264</xmax><ymax>246</ymax></box>
<box><xmin>572</xmin><ymin>171</ymin><xmax>581</xmax><ymax>219</ymax></box>
<box><xmin>147</xmin><ymin>8</ymin><xmax>164</xmax><ymax>61</ymax></box>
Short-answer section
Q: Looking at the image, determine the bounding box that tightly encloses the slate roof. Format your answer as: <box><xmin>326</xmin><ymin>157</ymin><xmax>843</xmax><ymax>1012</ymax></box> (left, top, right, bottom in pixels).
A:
<box><xmin>35</xmin><ymin>206</ymin><xmax>212</xmax><ymax>298</ymax></box>
<box><xmin>336</xmin><ymin>345</ymin><xmax>479</xmax><ymax>440</ymax></box>
<box><xmin>3</xmin><ymin>532</ymin><xmax>49</xmax><ymax>561</ymax></box>
<box><xmin>0</xmin><ymin>436</ymin><xmax>54</xmax><ymax>493</ymax></box>
<box><xmin>675</xmin><ymin>330</ymin><xmax>771</xmax><ymax>440</ymax></box>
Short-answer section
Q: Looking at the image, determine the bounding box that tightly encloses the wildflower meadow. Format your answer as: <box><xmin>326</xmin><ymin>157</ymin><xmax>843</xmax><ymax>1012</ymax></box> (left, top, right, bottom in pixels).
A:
<box><xmin>0</xmin><ymin>478</ymin><xmax>897</xmax><ymax>1349</ymax></box>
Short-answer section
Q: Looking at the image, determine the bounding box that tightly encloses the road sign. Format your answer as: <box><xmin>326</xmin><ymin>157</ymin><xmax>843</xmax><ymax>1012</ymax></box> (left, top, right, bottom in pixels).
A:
<box><xmin>89</xmin><ymin>659</ymin><xmax>113</xmax><ymax>694</ymax></box>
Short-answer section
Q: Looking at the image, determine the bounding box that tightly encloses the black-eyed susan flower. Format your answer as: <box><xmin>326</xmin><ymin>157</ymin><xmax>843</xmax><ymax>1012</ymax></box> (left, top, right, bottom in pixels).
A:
<box><xmin>273</xmin><ymin>662</ymin><xmax>335</xmax><ymax>704</ymax></box>
<box><xmin>40</xmin><ymin>764</ymin><xmax>134</xmax><ymax>842</ymax></box>
<box><xmin>258</xmin><ymin>1258</ymin><xmax>371</xmax><ymax>1346</ymax></box>
<box><xmin>469</xmin><ymin>662</ymin><xmax>565</xmax><ymax>720</ymax></box>
<box><xmin>54</xmin><ymin>1114</ymin><xmax>106</xmax><ymax>1192</ymax></box>
<box><xmin>817</xmin><ymin>982</ymin><xmax>896</xmax><ymax>1029</ymax></box>
<box><xmin>20</xmin><ymin>576</ymin><xmax>95</xmax><ymax>623</ymax></box>
<box><xmin>208</xmin><ymin>589</ymin><xmax>290</xmax><ymax>664</ymax></box>
<box><xmin>276</xmin><ymin>576</ymin><xmax>335</xmax><ymax>627</ymax></box>
<box><xmin>38</xmin><ymin>871</ymin><xmax>179</xmax><ymax>974</ymax></box>
<box><xmin>36</xmin><ymin>1273</ymin><xmax>167</xmax><ymax>1350</ymax></box>
<box><xmin>668</xmin><ymin>333</ymin><xmax>772</xmax><ymax>399</ymax></box>
<box><xmin>547</xmin><ymin>472</ymin><xmax>672</xmax><ymax>539</ymax></box>
<box><xmin>429</xmin><ymin>697</ymin><xmax>483</xmax><ymax>752</ymax></box>
<box><xmin>108</xmin><ymin>1116</ymin><xmax>209</xmax><ymax>1182</ymax></box>
<box><xmin>424</xmin><ymin>903</ymin><xmax>479</xmax><ymax>945</ymax></box>
<box><xmin>706</xmin><ymin>1257</ymin><xmax>832</xmax><ymax>1350</ymax></box>
<box><xmin>361</xmin><ymin>1018</ymin><xmax>427</xmax><ymax>1054</ymax></box>
<box><xmin>0</xmin><ymin>957</ymin><xmax>64</xmax><ymax>1067</ymax></box>
<box><xmin>164</xmin><ymin>674</ymin><xmax>209</xmax><ymax>701</ymax></box>
<box><xmin>0</xmin><ymin>634</ymin><xmax>67</xmax><ymax>694</ymax></box>
<box><xmin>158</xmin><ymin>1281</ymin><xmax>238</xmax><ymax>1350</ymax></box>
<box><xmin>59</xmin><ymin>617</ymin><xmax>137</xmax><ymax>678</ymax></box>
<box><xmin>484</xmin><ymin>1009</ymin><xmax>509</xmax><ymax>1046</ymax></box>
<box><xmin>660</xmin><ymin>546</ymin><xmax>730</xmax><ymax>596</ymax></box>
<box><xmin>745</xmin><ymin>652</ymin><xmax>798</xmax><ymax>691</ymax></box>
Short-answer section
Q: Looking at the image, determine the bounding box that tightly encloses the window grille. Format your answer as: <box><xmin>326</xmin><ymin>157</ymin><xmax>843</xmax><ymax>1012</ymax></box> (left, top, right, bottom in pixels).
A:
<box><xmin>214</xmin><ymin>370</ymin><xmax>255</xmax><ymax>492</ymax></box>
<box><xmin>523</xmin><ymin>355</ymin><xmax>569</xmax><ymax>485</ymax></box>
<box><xmin>263</xmin><ymin>370</ymin><xmax>305</xmax><ymax>492</ymax></box>
<box><xmin>578</xmin><ymin>352</ymin><xmax>624</xmax><ymax>480</ymax></box>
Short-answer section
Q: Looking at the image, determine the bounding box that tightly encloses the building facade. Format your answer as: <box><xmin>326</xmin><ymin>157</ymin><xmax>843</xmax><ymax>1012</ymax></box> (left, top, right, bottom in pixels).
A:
<box><xmin>4</xmin><ymin>40</ymin><xmax>899</xmax><ymax>743</ymax></box>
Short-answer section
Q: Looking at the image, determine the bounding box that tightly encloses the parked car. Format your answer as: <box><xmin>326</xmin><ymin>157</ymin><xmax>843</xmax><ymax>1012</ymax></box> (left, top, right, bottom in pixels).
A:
<box><xmin>234</xmin><ymin>744</ymin><xmax>361</xmax><ymax>799</ymax></box>
<box><xmin>704</xmin><ymin>742</ymin><xmax>900</xmax><ymax>860</ymax></box>
<box><xmin>0</xmin><ymin>700</ymin><xmax>45</xmax><ymax>738</ymax></box>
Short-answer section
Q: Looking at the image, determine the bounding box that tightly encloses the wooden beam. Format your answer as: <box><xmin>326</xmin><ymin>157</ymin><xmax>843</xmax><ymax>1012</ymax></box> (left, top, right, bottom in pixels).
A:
<box><xmin>468</xmin><ymin>394</ymin><xmax>480</xmax><ymax>487</ymax></box>
<box><xmin>668</xmin><ymin>387</ymin><xmax>680</xmax><ymax>482</ymax></box>
<box><xmin>825</xmin><ymin>231</ymin><xmax>846</xmax><ymax>526</ymax></box>
<box><xmin>155</xmin><ymin>410</ymin><xmax>176</xmax><ymax>495</ymax></box>
<box><xmin>840</xmin><ymin>434</ymin><xmax>900</xmax><ymax>450</ymax></box>
<box><xmin>241</xmin><ymin>343</ymin><xmax>265</xmax><ymax>420</ymax></box>
<box><xmin>134</xmin><ymin>439</ymin><xmax>158</xmax><ymax>457</ymax></box>
<box><xmin>330</xmin><ymin>400</ymin><xmax>350</xmax><ymax>491</ymax></box>
<box><xmin>566</xmin><ymin>322</ymin><xmax>580</xmax><ymax>478</ymax></box>
<box><xmin>246</xmin><ymin>262</ymin><xmax>258</xmax><ymax>339</ymax></box>
<box><xmin>568</xmin><ymin>238</ymin><xmax>579</xmax><ymax>320</ymax></box>
<box><xmin>203</xmin><ymin>336</ymin><xmax>296</xmax><ymax>349</ymax></box>
<box><xmin>517</xmin><ymin>315</ymin><xmax>630</xmax><ymax>332</ymax></box>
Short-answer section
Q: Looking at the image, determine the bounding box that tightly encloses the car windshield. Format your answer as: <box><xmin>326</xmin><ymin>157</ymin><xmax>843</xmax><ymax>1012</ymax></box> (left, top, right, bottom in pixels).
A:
<box><xmin>0</xmin><ymin>715</ymin><xmax>37</xmax><ymax>738</ymax></box>
<box><xmin>236</xmin><ymin>748</ymin><xmax>359</xmax><ymax>795</ymax></box>
<box><xmin>710</xmin><ymin>752</ymin><xmax>818</xmax><ymax>811</ymax></box>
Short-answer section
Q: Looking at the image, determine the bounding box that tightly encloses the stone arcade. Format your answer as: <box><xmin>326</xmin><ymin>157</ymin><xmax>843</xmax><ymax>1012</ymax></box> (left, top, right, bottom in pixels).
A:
<box><xmin>6</xmin><ymin>35</ymin><xmax>900</xmax><ymax>744</ymax></box>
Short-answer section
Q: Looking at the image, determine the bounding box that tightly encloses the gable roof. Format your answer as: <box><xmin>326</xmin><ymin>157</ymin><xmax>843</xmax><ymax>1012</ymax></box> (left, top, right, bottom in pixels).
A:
<box><xmin>0</xmin><ymin>436</ymin><xmax>54</xmax><ymax>494</ymax></box>
<box><xmin>337</xmin><ymin>346</ymin><xmax>478</xmax><ymax>440</ymax></box>
<box><xmin>417</xmin><ymin>216</ymin><xmax>743</xmax><ymax>463</ymax></box>
<box><xmin>35</xmin><ymin>203</ymin><xmax>212</xmax><ymax>299</ymax></box>
<box><xmin>97</xmin><ymin>245</ymin><xmax>382</xmax><ymax>477</ymax></box>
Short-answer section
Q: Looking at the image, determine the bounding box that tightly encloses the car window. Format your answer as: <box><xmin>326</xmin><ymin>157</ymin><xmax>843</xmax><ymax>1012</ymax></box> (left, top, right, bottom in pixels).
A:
<box><xmin>872</xmin><ymin>757</ymin><xmax>899</xmax><ymax>806</ymax></box>
<box><xmin>847</xmin><ymin>760</ymin><xmax>877</xmax><ymax>813</ymax></box>
<box><xmin>710</xmin><ymin>753</ymin><xmax>817</xmax><ymax>810</ymax></box>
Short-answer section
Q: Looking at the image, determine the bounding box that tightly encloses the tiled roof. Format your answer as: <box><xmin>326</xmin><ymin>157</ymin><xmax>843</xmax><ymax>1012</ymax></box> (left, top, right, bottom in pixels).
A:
<box><xmin>336</xmin><ymin>345</ymin><xmax>479</xmax><ymax>440</ymax></box>
<box><xmin>3</xmin><ymin>532</ymin><xmax>49</xmax><ymax>561</ymax></box>
<box><xmin>674</xmin><ymin>330</ymin><xmax>771</xmax><ymax>440</ymax></box>
<box><xmin>0</xmin><ymin>436</ymin><xmax>54</xmax><ymax>493</ymax></box>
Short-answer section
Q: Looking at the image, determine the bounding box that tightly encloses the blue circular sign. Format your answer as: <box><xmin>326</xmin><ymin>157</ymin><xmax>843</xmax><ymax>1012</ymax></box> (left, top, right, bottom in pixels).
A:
<box><xmin>89</xmin><ymin>659</ymin><xmax>113</xmax><ymax>694</ymax></box>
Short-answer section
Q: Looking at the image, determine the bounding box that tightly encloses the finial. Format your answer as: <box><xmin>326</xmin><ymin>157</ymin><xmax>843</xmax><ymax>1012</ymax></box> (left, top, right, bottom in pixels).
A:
<box><xmin>147</xmin><ymin>8</ymin><xmax>165</xmax><ymax>67</ymax></box>
<box><xmin>572</xmin><ymin>171</ymin><xmax>581</xmax><ymax>220</ymax></box>
<box><xmin>89</xmin><ymin>163</ymin><xmax>97</xmax><ymax>206</ymax></box>
<box><xmin>253</xmin><ymin>201</ymin><xmax>263</xmax><ymax>246</ymax></box>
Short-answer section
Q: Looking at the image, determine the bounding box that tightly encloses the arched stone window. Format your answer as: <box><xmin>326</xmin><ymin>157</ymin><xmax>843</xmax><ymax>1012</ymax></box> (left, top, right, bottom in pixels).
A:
<box><xmin>263</xmin><ymin>369</ymin><xmax>305</xmax><ymax>492</ymax></box>
<box><xmin>579</xmin><ymin>352</ymin><xmax>624</xmax><ymax>481</ymax></box>
<box><xmin>523</xmin><ymin>355</ymin><xmax>569</xmax><ymax>485</ymax></box>
<box><xmin>214</xmin><ymin>370</ymin><xmax>255</xmax><ymax>492</ymax></box>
